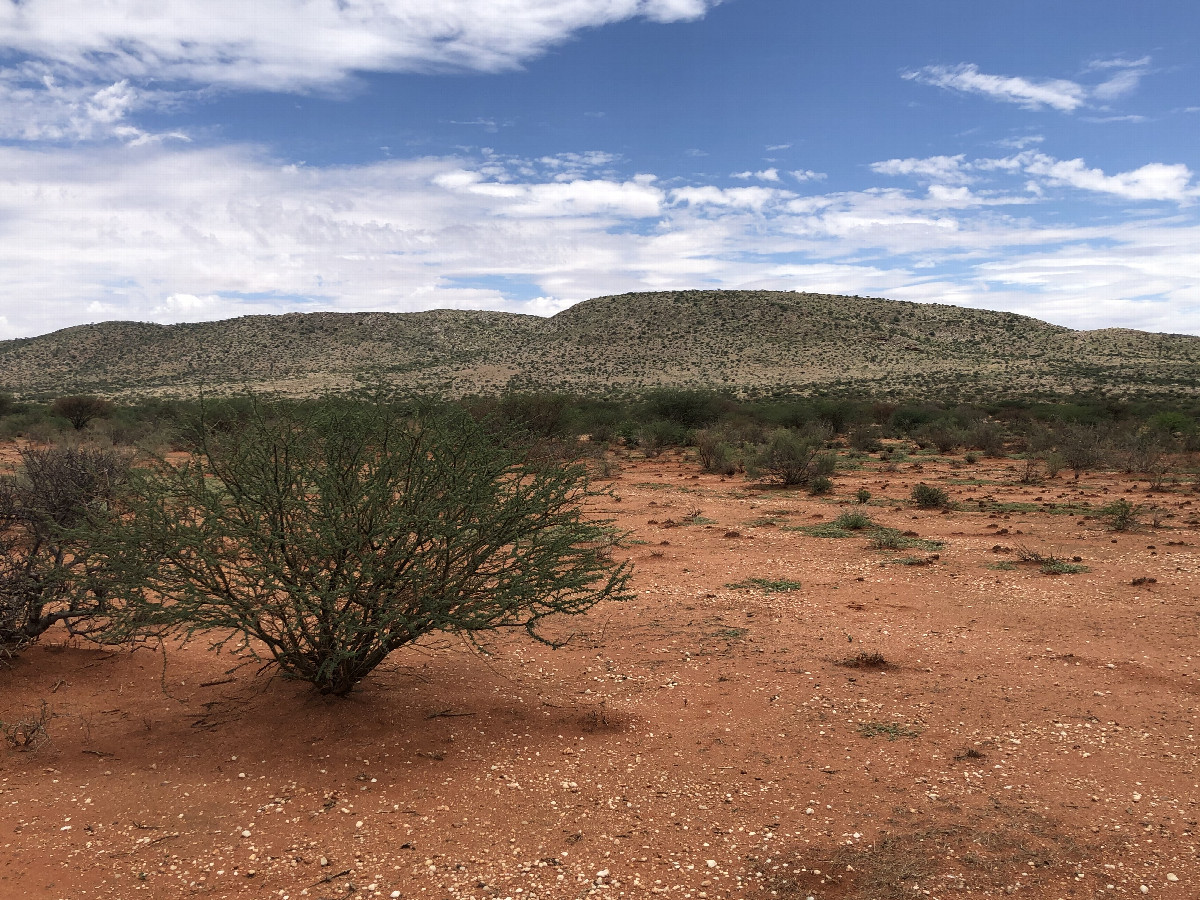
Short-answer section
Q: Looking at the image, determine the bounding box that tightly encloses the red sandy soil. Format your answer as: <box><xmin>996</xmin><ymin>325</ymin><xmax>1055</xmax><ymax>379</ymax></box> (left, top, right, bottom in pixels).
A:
<box><xmin>2</xmin><ymin>447</ymin><xmax>1198</xmax><ymax>900</ymax></box>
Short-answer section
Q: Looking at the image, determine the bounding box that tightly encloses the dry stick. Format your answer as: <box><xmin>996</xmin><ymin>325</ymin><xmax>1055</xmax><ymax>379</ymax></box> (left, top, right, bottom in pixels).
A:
<box><xmin>311</xmin><ymin>869</ymin><xmax>352</xmax><ymax>887</ymax></box>
<box><xmin>199</xmin><ymin>677</ymin><xmax>237</xmax><ymax>687</ymax></box>
<box><xmin>425</xmin><ymin>708</ymin><xmax>475</xmax><ymax>719</ymax></box>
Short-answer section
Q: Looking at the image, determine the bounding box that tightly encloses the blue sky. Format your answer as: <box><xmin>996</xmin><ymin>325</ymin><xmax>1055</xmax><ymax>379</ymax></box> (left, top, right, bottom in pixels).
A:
<box><xmin>1</xmin><ymin>0</ymin><xmax>1198</xmax><ymax>339</ymax></box>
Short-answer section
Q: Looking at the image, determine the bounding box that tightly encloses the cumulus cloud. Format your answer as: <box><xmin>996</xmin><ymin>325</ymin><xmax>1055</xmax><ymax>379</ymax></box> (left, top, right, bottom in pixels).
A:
<box><xmin>877</xmin><ymin>150</ymin><xmax>1197</xmax><ymax>204</ymax></box>
<box><xmin>1021</xmin><ymin>155</ymin><xmax>1196</xmax><ymax>202</ymax></box>
<box><xmin>789</xmin><ymin>169</ymin><xmax>826</xmax><ymax>182</ymax></box>
<box><xmin>0</xmin><ymin>0</ymin><xmax>721</xmax><ymax>92</ymax></box>
<box><xmin>0</xmin><ymin>65</ymin><xmax>190</xmax><ymax>143</ymax></box>
<box><xmin>870</xmin><ymin>154</ymin><xmax>972</xmax><ymax>184</ymax></box>
<box><xmin>730</xmin><ymin>168</ymin><xmax>780</xmax><ymax>182</ymax></box>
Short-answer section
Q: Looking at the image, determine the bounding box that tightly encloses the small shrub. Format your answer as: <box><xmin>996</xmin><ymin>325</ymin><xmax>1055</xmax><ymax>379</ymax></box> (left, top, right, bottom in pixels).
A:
<box><xmin>1</xmin><ymin>700</ymin><xmax>52</xmax><ymax>751</ymax></box>
<box><xmin>695</xmin><ymin>428</ymin><xmax>738</xmax><ymax>476</ymax></box>
<box><xmin>1016</xmin><ymin>545</ymin><xmax>1088</xmax><ymax>575</ymax></box>
<box><xmin>1</xmin><ymin>445</ymin><xmax>132</xmax><ymax>656</ymax></box>
<box><xmin>747</xmin><ymin>427</ymin><xmax>834</xmax><ymax>487</ymax></box>
<box><xmin>1042</xmin><ymin>450</ymin><xmax>1065</xmax><ymax>478</ymax></box>
<box><xmin>1103</xmin><ymin>499</ymin><xmax>1142</xmax><ymax>532</ymax></box>
<box><xmin>911</xmin><ymin>483</ymin><xmax>951</xmax><ymax>509</ymax></box>
<box><xmin>839</xmin><ymin>650</ymin><xmax>888</xmax><ymax>669</ymax></box>
<box><xmin>834</xmin><ymin>510</ymin><xmax>874</xmax><ymax>531</ymax></box>
<box><xmin>855</xmin><ymin>487</ymin><xmax>871</xmax><ymax>504</ymax></box>
<box><xmin>807</xmin><ymin>475</ymin><xmax>833</xmax><ymax>495</ymax></box>
<box><xmin>1019</xmin><ymin>458</ymin><xmax>1043</xmax><ymax>485</ymax></box>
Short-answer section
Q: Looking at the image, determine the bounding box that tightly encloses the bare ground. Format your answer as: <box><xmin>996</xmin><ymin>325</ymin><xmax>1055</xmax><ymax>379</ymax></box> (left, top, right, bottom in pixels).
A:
<box><xmin>2</xmin><ymin>447</ymin><xmax>1198</xmax><ymax>900</ymax></box>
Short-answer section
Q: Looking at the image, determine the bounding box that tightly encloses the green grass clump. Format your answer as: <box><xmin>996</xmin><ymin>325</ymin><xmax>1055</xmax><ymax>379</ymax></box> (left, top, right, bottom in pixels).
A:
<box><xmin>858</xmin><ymin>721</ymin><xmax>922</xmax><ymax>741</ymax></box>
<box><xmin>726</xmin><ymin>577</ymin><xmax>803</xmax><ymax>593</ymax></box>
<box><xmin>834</xmin><ymin>510</ymin><xmax>875</xmax><ymax>530</ymax></box>
<box><xmin>867</xmin><ymin>528</ymin><xmax>944</xmax><ymax>552</ymax></box>
<box><xmin>911</xmin><ymin>483</ymin><xmax>952</xmax><ymax>509</ymax></box>
<box><xmin>792</xmin><ymin>522</ymin><xmax>853</xmax><ymax>538</ymax></box>
<box><xmin>1040</xmin><ymin>559</ymin><xmax>1089</xmax><ymax>575</ymax></box>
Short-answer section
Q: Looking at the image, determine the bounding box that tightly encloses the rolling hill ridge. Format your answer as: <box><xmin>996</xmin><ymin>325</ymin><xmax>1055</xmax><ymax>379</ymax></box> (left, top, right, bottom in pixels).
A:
<box><xmin>3</xmin><ymin>291</ymin><xmax>1198</xmax><ymax>401</ymax></box>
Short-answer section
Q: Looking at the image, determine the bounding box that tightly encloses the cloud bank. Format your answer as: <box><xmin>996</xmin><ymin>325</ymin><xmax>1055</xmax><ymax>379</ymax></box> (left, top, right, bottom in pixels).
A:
<box><xmin>2</xmin><ymin>144</ymin><xmax>1197</xmax><ymax>340</ymax></box>
<box><xmin>0</xmin><ymin>0</ymin><xmax>721</xmax><ymax>91</ymax></box>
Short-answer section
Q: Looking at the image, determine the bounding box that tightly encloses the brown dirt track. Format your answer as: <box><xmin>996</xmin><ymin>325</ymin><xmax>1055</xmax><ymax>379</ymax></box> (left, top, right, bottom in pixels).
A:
<box><xmin>2</xmin><ymin>447</ymin><xmax>1198</xmax><ymax>900</ymax></box>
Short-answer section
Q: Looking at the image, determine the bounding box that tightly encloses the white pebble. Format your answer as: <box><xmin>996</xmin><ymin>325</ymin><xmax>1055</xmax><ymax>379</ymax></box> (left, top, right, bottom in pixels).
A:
<box><xmin>241</xmin><ymin>830</ymin><xmax>251</xmax><ymax>838</ymax></box>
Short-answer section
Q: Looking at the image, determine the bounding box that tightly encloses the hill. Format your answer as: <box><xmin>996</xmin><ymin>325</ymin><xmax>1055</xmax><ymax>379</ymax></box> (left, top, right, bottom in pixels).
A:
<box><xmin>3</xmin><ymin>291</ymin><xmax>1199</xmax><ymax>400</ymax></box>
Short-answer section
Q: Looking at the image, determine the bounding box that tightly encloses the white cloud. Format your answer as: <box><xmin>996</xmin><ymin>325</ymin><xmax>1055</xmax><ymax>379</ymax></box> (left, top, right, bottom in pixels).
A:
<box><xmin>1</xmin><ymin>142</ymin><xmax>1198</xmax><ymax>340</ymax></box>
<box><xmin>671</xmin><ymin>185</ymin><xmax>786</xmax><ymax>210</ymax></box>
<box><xmin>905</xmin><ymin>57</ymin><xmax>1154</xmax><ymax>113</ymax></box>
<box><xmin>730</xmin><ymin>168</ymin><xmax>780</xmax><ymax>182</ymax></box>
<box><xmin>870</xmin><ymin>154</ymin><xmax>971</xmax><ymax>184</ymax></box>
<box><xmin>1092</xmin><ymin>68</ymin><xmax>1144</xmax><ymax>102</ymax></box>
<box><xmin>879</xmin><ymin>150</ymin><xmax>1197</xmax><ymax>204</ymax></box>
<box><xmin>0</xmin><ymin>0</ymin><xmax>721</xmax><ymax>93</ymax></box>
<box><xmin>789</xmin><ymin>169</ymin><xmax>826</xmax><ymax>183</ymax></box>
<box><xmin>0</xmin><ymin>65</ymin><xmax>190</xmax><ymax>143</ymax></box>
<box><xmin>905</xmin><ymin>63</ymin><xmax>1087</xmax><ymax>111</ymax></box>
<box><xmin>1017</xmin><ymin>153</ymin><xmax>1196</xmax><ymax>202</ymax></box>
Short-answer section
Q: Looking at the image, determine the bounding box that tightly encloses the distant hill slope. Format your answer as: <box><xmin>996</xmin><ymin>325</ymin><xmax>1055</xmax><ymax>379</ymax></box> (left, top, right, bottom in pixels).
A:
<box><xmin>3</xmin><ymin>291</ymin><xmax>1199</xmax><ymax>401</ymax></box>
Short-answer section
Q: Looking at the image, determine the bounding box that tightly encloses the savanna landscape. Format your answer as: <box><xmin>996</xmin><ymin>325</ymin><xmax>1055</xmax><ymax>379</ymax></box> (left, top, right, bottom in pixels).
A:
<box><xmin>2</xmin><ymin>292</ymin><xmax>1200</xmax><ymax>900</ymax></box>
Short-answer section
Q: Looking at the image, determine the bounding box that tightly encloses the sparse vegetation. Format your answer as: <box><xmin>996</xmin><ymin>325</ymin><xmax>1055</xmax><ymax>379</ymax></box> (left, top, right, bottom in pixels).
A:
<box><xmin>858</xmin><ymin>721</ymin><xmax>922</xmax><ymax>741</ymax></box>
<box><xmin>725</xmin><ymin>577</ymin><xmax>803</xmax><ymax>593</ymax></box>
<box><xmin>1015</xmin><ymin>546</ymin><xmax>1088</xmax><ymax>575</ymax></box>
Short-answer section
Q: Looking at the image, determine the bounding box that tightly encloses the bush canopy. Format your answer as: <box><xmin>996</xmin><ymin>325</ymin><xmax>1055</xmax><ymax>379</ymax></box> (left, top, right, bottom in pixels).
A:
<box><xmin>97</xmin><ymin>402</ymin><xmax>633</xmax><ymax>695</ymax></box>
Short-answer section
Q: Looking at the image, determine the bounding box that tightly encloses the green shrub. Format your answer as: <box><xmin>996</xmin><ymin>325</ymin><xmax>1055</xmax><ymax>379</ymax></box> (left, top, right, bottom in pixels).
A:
<box><xmin>911</xmin><ymin>483</ymin><xmax>951</xmax><ymax>509</ymax></box>
<box><xmin>1103</xmin><ymin>499</ymin><xmax>1142</xmax><ymax>532</ymax></box>
<box><xmin>834</xmin><ymin>510</ymin><xmax>874</xmax><ymax>530</ymax></box>
<box><xmin>855</xmin><ymin>487</ymin><xmax>871</xmax><ymax>504</ymax></box>
<box><xmin>92</xmin><ymin>402</ymin><xmax>633</xmax><ymax>696</ymax></box>
<box><xmin>807</xmin><ymin>475</ymin><xmax>833</xmax><ymax>495</ymax></box>
<box><xmin>695</xmin><ymin>427</ymin><xmax>738</xmax><ymax>476</ymax></box>
<box><xmin>747</xmin><ymin>427</ymin><xmax>835</xmax><ymax>487</ymax></box>
<box><xmin>1</xmin><ymin>445</ymin><xmax>132</xmax><ymax>655</ymax></box>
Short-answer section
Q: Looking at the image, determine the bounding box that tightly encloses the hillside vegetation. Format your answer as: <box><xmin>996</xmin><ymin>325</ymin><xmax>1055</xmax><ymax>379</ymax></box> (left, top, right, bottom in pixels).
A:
<box><xmin>3</xmin><ymin>291</ymin><xmax>1198</xmax><ymax>400</ymax></box>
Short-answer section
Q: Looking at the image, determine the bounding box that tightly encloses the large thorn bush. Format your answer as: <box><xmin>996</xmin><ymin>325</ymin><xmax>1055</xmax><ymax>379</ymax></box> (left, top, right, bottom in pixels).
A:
<box><xmin>99</xmin><ymin>401</ymin><xmax>633</xmax><ymax>695</ymax></box>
